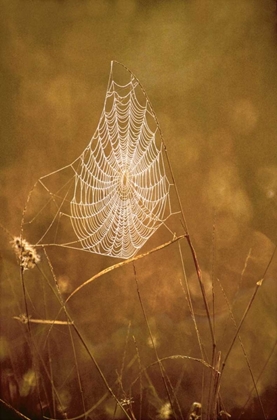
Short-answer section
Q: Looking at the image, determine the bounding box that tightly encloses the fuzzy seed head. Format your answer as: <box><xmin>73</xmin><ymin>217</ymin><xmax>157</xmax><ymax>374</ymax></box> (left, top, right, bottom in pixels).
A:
<box><xmin>11</xmin><ymin>236</ymin><xmax>40</xmax><ymax>271</ymax></box>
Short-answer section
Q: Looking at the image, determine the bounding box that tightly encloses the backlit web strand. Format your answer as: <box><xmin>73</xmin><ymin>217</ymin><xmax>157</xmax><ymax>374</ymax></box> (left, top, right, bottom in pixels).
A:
<box><xmin>70</xmin><ymin>61</ymin><xmax>171</xmax><ymax>259</ymax></box>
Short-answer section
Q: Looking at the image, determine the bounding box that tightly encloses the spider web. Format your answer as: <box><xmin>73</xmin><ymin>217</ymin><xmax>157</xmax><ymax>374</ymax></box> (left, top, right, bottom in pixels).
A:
<box><xmin>70</xmin><ymin>62</ymin><xmax>171</xmax><ymax>258</ymax></box>
<box><xmin>24</xmin><ymin>61</ymin><xmax>173</xmax><ymax>259</ymax></box>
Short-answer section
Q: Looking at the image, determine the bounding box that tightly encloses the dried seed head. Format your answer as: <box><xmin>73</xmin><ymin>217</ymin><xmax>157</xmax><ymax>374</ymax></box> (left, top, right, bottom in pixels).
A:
<box><xmin>119</xmin><ymin>397</ymin><xmax>134</xmax><ymax>407</ymax></box>
<box><xmin>188</xmin><ymin>402</ymin><xmax>202</xmax><ymax>420</ymax></box>
<box><xmin>11</xmin><ymin>236</ymin><xmax>40</xmax><ymax>271</ymax></box>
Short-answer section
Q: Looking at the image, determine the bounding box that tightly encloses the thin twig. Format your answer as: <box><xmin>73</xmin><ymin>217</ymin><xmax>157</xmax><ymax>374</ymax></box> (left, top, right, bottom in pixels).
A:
<box><xmin>133</xmin><ymin>335</ymin><xmax>143</xmax><ymax>420</ymax></box>
<box><xmin>0</xmin><ymin>398</ymin><xmax>31</xmax><ymax>420</ymax></box>
<box><xmin>13</xmin><ymin>316</ymin><xmax>73</xmax><ymax>325</ymax></box>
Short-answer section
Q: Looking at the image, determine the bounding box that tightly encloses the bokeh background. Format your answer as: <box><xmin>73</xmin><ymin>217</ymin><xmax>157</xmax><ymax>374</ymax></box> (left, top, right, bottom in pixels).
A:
<box><xmin>1</xmin><ymin>1</ymin><xmax>277</xmax><ymax>419</ymax></box>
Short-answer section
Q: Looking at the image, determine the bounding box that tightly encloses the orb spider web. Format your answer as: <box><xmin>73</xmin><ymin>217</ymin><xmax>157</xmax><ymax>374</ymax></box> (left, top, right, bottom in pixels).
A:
<box><xmin>24</xmin><ymin>61</ymin><xmax>176</xmax><ymax>259</ymax></box>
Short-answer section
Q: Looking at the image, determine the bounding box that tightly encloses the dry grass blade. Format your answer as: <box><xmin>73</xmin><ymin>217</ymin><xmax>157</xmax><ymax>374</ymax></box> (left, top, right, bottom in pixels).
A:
<box><xmin>65</xmin><ymin>235</ymin><xmax>185</xmax><ymax>303</ymax></box>
<box><xmin>0</xmin><ymin>398</ymin><xmax>32</xmax><ymax>420</ymax></box>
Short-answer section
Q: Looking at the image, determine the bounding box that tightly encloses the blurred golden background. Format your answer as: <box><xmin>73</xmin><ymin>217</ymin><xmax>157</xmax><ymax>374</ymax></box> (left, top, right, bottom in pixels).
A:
<box><xmin>0</xmin><ymin>1</ymin><xmax>277</xmax><ymax>419</ymax></box>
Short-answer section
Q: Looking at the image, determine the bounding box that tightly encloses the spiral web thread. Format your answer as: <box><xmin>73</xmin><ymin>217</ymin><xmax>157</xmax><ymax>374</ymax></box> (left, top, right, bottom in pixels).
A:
<box><xmin>68</xmin><ymin>61</ymin><xmax>172</xmax><ymax>259</ymax></box>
